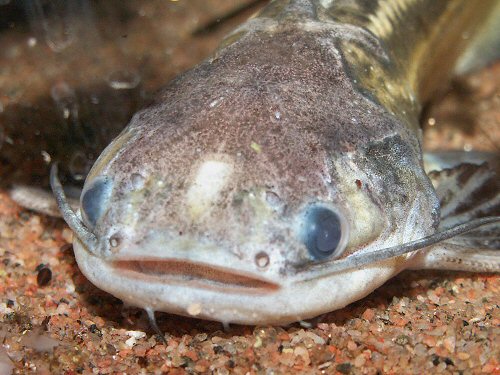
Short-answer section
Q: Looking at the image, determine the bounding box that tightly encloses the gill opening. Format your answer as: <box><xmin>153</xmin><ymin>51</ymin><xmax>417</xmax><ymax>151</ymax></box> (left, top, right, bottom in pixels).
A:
<box><xmin>294</xmin><ymin>216</ymin><xmax>500</xmax><ymax>282</ymax></box>
<box><xmin>50</xmin><ymin>163</ymin><xmax>99</xmax><ymax>256</ymax></box>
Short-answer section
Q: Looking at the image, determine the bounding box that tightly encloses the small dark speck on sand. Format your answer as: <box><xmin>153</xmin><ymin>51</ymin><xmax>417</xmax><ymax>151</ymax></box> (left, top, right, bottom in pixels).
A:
<box><xmin>36</xmin><ymin>266</ymin><xmax>52</xmax><ymax>286</ymax></box>
<box><xmin>336</xmin><ymin>362</ymin><xmax>352</xmax><ymax>374</ymax></box>
<box><xmin>395</xmin><ymin>334</ymin><xmax>410</xmax><ymax>346</ymax></box>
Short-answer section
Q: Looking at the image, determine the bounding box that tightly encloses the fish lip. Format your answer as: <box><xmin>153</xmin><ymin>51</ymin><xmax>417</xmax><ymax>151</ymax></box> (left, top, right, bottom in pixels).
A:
<box><xmin>111</xmin><ymin>258</ymin><xmax>280</xmax><ymax>294</ymax></box>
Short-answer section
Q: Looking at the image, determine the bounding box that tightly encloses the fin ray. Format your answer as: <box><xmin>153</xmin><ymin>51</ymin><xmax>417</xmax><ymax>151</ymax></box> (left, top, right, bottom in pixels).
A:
<box><xmin>427</xmin><ymin>160</ymin><xmax>499</xmax><ymax>229</ymax></box>
<box><xmin>411</xmin><ymin>242</ymin><xmax>499</xmax><ymax>273</ymax></box>
<box><xmin>9</xmin><ymin>185</ymin><xmax>80</xmax><ymax>217</ymax></box>
<box><xmin>414</xmin><ymin>158</ymin><xmax>500</xmax><ymax>272</ymax></box>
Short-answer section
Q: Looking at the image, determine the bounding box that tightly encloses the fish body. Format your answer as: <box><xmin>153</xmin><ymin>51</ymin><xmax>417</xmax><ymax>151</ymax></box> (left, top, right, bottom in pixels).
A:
<box><xmin>52</xmin><ymin>0</ymin><xmax>500</xmax><ymax>325</ymax></box>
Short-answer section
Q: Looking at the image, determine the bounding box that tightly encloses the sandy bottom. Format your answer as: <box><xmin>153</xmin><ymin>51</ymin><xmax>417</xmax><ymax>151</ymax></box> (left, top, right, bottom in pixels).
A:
<box><xmin>0</xmin><ymin>190</ymin><xmax>498</xmax><ymax>374</ymax></box>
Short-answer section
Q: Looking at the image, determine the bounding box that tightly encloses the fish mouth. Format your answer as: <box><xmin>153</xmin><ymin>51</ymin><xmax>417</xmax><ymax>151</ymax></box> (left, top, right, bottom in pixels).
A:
<box><xmin>112</xmin><ymin>259</ymin><xmax>280</xmax><ymax>294</ymax></box>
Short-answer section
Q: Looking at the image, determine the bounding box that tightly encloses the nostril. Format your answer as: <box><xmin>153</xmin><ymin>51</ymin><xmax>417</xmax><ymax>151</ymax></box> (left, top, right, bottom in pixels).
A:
<box><xmin>265</xmin><ymin>190</ymin><xmax>284</xmax><ymax>212</ymax></box>
<box><xmin>109</xmin><ymin>233</ymin><xmax>121</xmax><ymax>248</ymax></box>
<box><xmin>255</xmin><ymin>252</ymin><xmax>270</xmax><ymax>268</ymax></box>
<box><xmin>81</xmin><ymin>176</ymin><xmax>113</xmax><ymax>228</ymax></box>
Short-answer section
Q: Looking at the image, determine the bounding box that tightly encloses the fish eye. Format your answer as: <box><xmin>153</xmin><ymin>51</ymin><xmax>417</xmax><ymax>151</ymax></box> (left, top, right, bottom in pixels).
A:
<box><xmin>81</xmin><ymin>176</ymin><xmax>113</xmax><ymax>229</ymax></box>
<box><xmin>301</xmin><ymin>205</ymin><xmax>347</xmax><ymax>260</ymax></box>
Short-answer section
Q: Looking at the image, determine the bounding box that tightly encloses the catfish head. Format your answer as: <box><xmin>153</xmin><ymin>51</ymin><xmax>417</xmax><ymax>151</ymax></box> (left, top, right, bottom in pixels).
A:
<box><xmin>53</xmin><ymin>27</ymin><xmax>445</xmax><ymax>325</ymax></box>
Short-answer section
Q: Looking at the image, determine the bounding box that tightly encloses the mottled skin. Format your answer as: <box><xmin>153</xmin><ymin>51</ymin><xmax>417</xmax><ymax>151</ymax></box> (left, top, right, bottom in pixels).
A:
<box><xmin>65</xmin><ymin>0</ymin><xmax>498</xmax><ymax>324</ymax></box>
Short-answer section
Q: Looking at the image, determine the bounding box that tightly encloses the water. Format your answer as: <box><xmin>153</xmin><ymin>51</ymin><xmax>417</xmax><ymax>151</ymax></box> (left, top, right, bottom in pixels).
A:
<box><xmin>23</xmin><ymin>0</ymin><xmax>97</xmax><ymax>52</ymax></box>
<box><xmin>0</xmin><ymin>1</ymin><xmax>263</xmax><ymax>188</ymax></box>
<box><xmin>107</xmin><ymin>70</ymin><xmax>141</xmax><ymax>90</ymax></box>
<box><xmin>0</xmin><ymin>3</ymin><xmax>498</xmax><ymax>369</ymax></box>
<box><xmin>0</xmin><ymin>2</ymin><xmax>142</xmax><ymax>186</ymax></box>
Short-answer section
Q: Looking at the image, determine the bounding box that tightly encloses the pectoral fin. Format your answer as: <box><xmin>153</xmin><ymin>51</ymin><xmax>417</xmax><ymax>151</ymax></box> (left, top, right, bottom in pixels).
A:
<box><xmin>9</xmin><ymin>184</ymin><xmax>80</xmax><ymax>217</ymax></box>
<box><xmin>411</xmin><ymin>156</ymin><xmax>499</xmax><ymax>272</ymax></box>
<box><xmin>425</xmin><ymin>155</ymin><xmax>499</xmax><ymax>230</ymax></box>
<box><xmin>423</xmin><ymin>151</ymin><xmax>498</xmax><ymax>173</ymax></box>
<box><xmin>410</xmin><ymin>241</ymin><xmax>498</xmax><ymax>272</ymax></box>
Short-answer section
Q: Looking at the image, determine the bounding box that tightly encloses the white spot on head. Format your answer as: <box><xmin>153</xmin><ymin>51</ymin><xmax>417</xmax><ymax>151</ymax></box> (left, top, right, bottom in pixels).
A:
<box><xmin>320</xmin><ymin>0</ymin><xmax>334</xmax><ymax>8</ymax></box>
<box><xmin>131</xmin><ymin>173</ymin><xmax>145</xmax><ymax>190</ymax></box>
<box><xmin>209</xmin><ymin>97</ymin><xmax>224</xmax><ymax>108</ymax></box>
<box><xmin>186</xmin><ymin>159</ymin><xmax>233</xmax><ymax>218</ymax></box>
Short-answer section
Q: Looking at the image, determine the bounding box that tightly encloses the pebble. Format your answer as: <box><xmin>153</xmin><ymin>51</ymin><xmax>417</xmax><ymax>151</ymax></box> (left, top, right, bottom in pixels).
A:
<box><xmin>347</xmin><ymin>340</ymin><xmax>357</xmax><ymax>351</ymax></box>
<box><xmin>443</xmin><ymin>336</ymin><xmax>456</xmax><ymax>353</ymax></box>
<box><xmin>362</xmin><ymin>308</ymin><xmax>375</xmax><ymax>321</ymax></box>
<box><xmin>457</xmin><ymin>352</ymin><xmax>471</xmax><ymax>360</ymax></box>
<box><xmin>354</xmin><ymin>354</ymin><xmax>366</xmax><ymax>367</ymax></box>
<box><xmin>36</xmin><ymin>267</ymin><xmax>52</xmax><ymax>286</ymax></box>
<box><xmin>293</xmin><ymin>346</ymin><xmax>310</xmax><ymax>366</ymax></box>
<box><xmin>125</xmin><ymin>337</ymin><xmax>138</xmax><ymax>348</ymax></box>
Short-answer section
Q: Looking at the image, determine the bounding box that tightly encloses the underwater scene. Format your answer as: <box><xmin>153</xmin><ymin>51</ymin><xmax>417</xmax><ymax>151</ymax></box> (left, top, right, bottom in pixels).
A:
<box><xmin>0</xmin><ymin>1</ymin><xmax>498</xmax><ymax>373</ymax></box>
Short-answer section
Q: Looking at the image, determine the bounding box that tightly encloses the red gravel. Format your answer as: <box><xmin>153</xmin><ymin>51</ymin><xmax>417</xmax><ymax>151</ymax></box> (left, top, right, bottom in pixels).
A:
<box><xmin>0</xmin><ymin>189</ymin><xmax>499</xmax><ymax>373</ymax></box>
